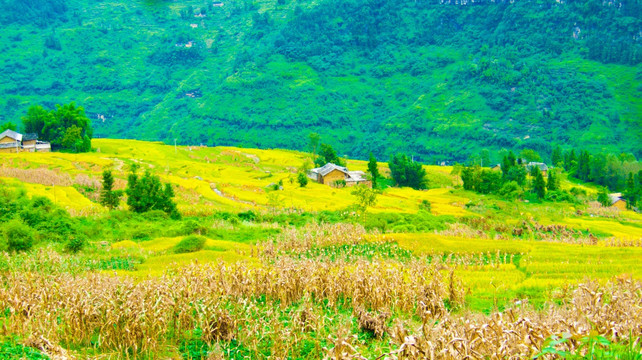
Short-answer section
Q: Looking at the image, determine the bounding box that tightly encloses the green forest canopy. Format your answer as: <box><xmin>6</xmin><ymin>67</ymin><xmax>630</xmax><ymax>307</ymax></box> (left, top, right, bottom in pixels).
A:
<box><xmin>0</xmin><ymin>0</ymin><xmax>640</xmax><ymax>162</ymax></box>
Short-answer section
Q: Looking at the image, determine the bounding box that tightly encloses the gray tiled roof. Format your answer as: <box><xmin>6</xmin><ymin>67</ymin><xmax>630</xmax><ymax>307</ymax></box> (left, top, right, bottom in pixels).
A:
<box><xmin>0</xmin><ymin>129</ymin><xmax>22</xmax><ymax>142</ymax></box>
<box><xmin>22</xmin><ymin>133</ymin><xmax>38</xmax><ymax>141</ymax></box>
<box><xmin>311</xmin><ymin>163</ymin><xmax>348</xmax><ymax>176</ymax></box>
<box><xmin>526</xmin><ymin>162</ymin><xmax>549</xmax><ymax>171</ymax></box>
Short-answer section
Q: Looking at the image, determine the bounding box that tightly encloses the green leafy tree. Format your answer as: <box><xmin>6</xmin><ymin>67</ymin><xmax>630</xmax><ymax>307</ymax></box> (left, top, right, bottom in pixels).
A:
<box><xmin>314</xmin><ymin>143</ymin><xmax>345</xmax><ymax>167</ymax></box>
<box><xmin>22</xmin><ymin>102</ymin><xmax>93</xmax><ymax>152</ymax></box>
<box><xmin>389</xmin><ymin>153</ymin><xmax>427</xmax><ymax>190</ymax></box>
<box><xmin>2</xmin><ymin>219</ymin><xmax>35</xmax><ymax>252</ymax></box>
<box><xmin>21</xmin><ymin>105</ymin><xmax>52</xmax><ymax>135</ymax></box>
<box><xmin>351</xmin><ymin>185</ymin><xmax>378</xmax><ymax>223</ymax></box>
<box><xmin>551</xmin><ymin>146</ymin><xmax>563</xmax><ymax>167</ymax></box>
<box><xmin>520</xmin><ymin>149</ymin><xmax>541</xmax><ymax>163</ymax></box>
<box><xmin>100</xmin><ymin>170</ymin><xmax>121</xmax><ymax>210</ymax></box>
<box><xmin>461</xmin><ymin>166</ymin><xmax>477</xmax><ymax>191</ymax></box>
<box><xmin>126</xmin><ymin>165</ymin><xmax>179</xmax><ymax>217</ymax></box>
<box><xmin>501</xmin><ymin>151</ymin><xmax>517</xmax><ymax>179</ymax></box>
<box><xmin>61</xmin><ymin>125</ymin><xmax>83</xmax><ymax>150</ymax></box>
<box><xmin>623</xmin><ymin>172</ymin><xmax>637</xmax><ymax>209</ymax></box>
<box><xmin>533</xmin><ymin>169</ymin><xmax>546</xmax><ymax>199</ymax></box>
<box><xmin>297</xmin><ymin>172</ymin><xmax>308</xmax><ymax>187</ymax></box>
<box><xmin>597</xmin><ymin>187</ymin><xmax>611</xmax><ymax>207</ymax></box>
<box><xmin>308</xmin><ymin>132</ymin><xmax>320</xmax><ymax>158</ymax></box>
<box><xmin>367</xmin><ymin>152</ymin><xmax>379</xmax><ymax>188</ymax></box>
<box><xmin>547</xmin><ymin>169</ymin><xmax>559</xmax><ymax>191</ymax></box>
<box><xmin>480</xmin><ymin>149</ymin><xmax>491</xmax><ymax>167</ymax></box>
<box><xmin>0</xmin><ymin>122</ymin><xmax>17</xmax><ymax>132</ymax></box>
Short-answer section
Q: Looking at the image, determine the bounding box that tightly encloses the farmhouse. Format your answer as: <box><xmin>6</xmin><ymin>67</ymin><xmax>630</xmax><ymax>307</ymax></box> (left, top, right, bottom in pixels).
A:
<box><xmin>608</xmin><ymin>193</ymin><xmax>627</xmax><ymax>210</ymax></box>
<box><xmin>526</xmin><ymin>162</ymin><xmax>548</xmax><ymax>176</ymax></box>
<box><xmin>0</xmin><ymin>129</ymin><xmax>50</xmax><ymax>153</ymax></box>
<box><xmin>308</xmin><ymin>163</ymin><xmax>371</xmax><ymax>188</ymax></box>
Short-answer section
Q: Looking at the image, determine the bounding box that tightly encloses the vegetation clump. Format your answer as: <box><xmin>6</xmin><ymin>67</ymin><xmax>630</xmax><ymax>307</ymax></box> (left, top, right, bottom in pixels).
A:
<box><xmin>173</xmin><ymin>235</ymin><xmax>207</xmax><ymax>254</ymax></box>
<box><xmin>21</xmin><ymin>103</ymin><xmax>92</xmax><ymax>152</ymax></box>
<box><xmin>126</xmin><ymin>165</ymin><xmax>180</xmax><ymax>219</ymax></box>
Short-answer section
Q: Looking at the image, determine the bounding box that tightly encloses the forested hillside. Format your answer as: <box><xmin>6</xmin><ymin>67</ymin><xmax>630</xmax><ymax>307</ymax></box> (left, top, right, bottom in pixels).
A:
<box><xmin>0</xmin><ymin>0</ymin><xmax>640</xmax><ymax>162</ymax></box>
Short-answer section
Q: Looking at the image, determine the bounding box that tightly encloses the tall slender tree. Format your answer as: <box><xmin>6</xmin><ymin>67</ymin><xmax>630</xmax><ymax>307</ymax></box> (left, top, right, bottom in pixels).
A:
<box><xmin>99</xmin><ymin>170</ymin><xmax>121</xmax><ymax>210</ymax></box>
<box><xmin>367</xmin><ymin>152</ymin><xmax>379</xmax><ymax>188</ymax></box>
<box><xmin>533</xmin><ymin>170</ymin><xmax>546</xmax><ymax>199</ymax></box>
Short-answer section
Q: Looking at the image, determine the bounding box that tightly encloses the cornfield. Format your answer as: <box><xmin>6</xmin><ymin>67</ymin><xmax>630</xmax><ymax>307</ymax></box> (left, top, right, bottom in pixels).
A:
<box><xmin>0</xmin><ymin>258</ymin><xmax>639</xmax><ymax>359</ymax></box>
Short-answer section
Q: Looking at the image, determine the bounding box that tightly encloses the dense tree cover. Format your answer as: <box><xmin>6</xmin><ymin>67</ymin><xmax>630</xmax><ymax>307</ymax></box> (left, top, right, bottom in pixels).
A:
<box><xmin>560</xmin><ymin>149</ymin><xmax>642</xmax><ymax>191</ymax></box>
<box><xmin>0</xmin><ymin>0</ymin><xmax>640</xmax><ymax>161</ymax></box>
<box><xmin>126</xmin><ymin>165</ymin><xmax>180</xmax><ymax>219</ymax></box>
<box><xmin>460</xmin><ymin>147</ymin><xmax>641</xmax><ymax>206</ymax></box>
<box><xmin>21</xmin><ymin>103</ymin><xmax>92</xmax><ymax>152</ymax></box>
<box><xmin>388</xmin><ymin>154</ymin><xmax>427</xmax><ymax>190</ymax></box>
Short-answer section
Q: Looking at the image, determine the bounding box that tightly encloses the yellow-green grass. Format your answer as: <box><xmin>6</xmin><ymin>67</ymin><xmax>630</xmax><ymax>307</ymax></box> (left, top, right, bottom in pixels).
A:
<box><xmin>1</xmin><ymin>139</ymin><xmax>467</xmax><ymax>215</ymax></box>
<box><xmin>559</xmin><ymin>217</ymin><xmax>642</xmax><ymax>239</ymax></box>
<box><xmin>0</xmin><ymin>176</ymin><xmax>105</xmax><ymax>215</ymax></box>
<box><xmin>111</xmin><ymin>236</ymin><xmax>258</xmax><ymax>276</ymax></box>
<box><xmin>386</xmin><ymin>233</ymin><xmax>642</xmax><ymax>309</ymax></box>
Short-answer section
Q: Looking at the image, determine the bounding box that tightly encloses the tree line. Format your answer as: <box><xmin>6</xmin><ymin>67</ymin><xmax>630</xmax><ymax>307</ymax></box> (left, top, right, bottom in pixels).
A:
<box><xmin>19</xmin><ymin>103</ymin><xmax>93</xmax><ymax>152</ymax></box>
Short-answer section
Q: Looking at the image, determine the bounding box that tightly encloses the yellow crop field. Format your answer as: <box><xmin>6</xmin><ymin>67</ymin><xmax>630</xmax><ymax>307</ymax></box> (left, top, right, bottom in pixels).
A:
<box><xmin>0</xmin><ymin>176</ymin><xmax>105</xmax><ymax>215</ymax></box>
<box><xmin>387</xmin><ymin>232</ymin><xmax>642</xmax><ymax>304</ymax></box>
<box><xmin>2</xmin><ymin>139</ymin><xmax>470</xmax><ymax>215</ymax></box>
<box><xmin>560</xmin><ymin>217</ymin><xmax>642</xmax><ymax>239</ymax></box>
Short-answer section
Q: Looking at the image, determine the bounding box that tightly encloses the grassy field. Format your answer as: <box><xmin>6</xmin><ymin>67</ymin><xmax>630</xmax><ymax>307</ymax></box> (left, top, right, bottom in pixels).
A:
<box><xmin>0</xmin><ymin>140</ymin><xmax>640</xmax><ymax>359</ymax></box>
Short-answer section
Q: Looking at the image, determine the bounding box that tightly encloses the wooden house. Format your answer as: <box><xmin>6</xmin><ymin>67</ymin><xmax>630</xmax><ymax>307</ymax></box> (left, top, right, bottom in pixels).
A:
<box><xmin>308</xmin><ymin>163</ymin><xmax>371</xmax><ymax>188</ymax></box>
<box><xmin>0</xmin><ymin>129</ymin><xmax>22</xmax><ymax>153</ymax></box>
<box><xmin>0</xmin><ymin>130</ymin><xmax>50</xmax><ymax>153</ymax></box>
<box><xmin>609</xmin><ymin>193</ymin><xmax>627</xmax><ymax>210</ymax></box>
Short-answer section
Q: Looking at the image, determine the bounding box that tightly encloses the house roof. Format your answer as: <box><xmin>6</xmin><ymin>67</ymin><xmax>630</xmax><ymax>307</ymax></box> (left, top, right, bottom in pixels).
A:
<box><xmin>0</xmin><ymin>129</ymin><xmax>22</xmax><ymax>142</ymax></box>
<box><xmin>310</xmin><ymin>163</ymin><xmax>348</xmax><ymax>177</ymax></box>
<box><xmin>346</xmin><ymin>171</ymin><xmax>368</xmax><ymax>182</ymax></box>
<box><xmin>609</xmin><ymin>193</ymin><xmax>624</xmax><ymax>205</ymax></box>
<box><xmin>22</xmin><ymin>133</ymin><xmax>38</xmax><ymax>141</ymax></box>
<box><xmin>526</xmin><ymin>162</ymin><xmax>548</xmax><ymax>171</ymax></box>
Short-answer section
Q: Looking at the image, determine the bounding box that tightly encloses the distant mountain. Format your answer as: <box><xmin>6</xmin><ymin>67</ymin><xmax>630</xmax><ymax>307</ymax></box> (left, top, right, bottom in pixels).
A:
<box><xmin>0</xmin><ymin>0</ymin><xmax>640</xmax><ymax>162</ymax></box>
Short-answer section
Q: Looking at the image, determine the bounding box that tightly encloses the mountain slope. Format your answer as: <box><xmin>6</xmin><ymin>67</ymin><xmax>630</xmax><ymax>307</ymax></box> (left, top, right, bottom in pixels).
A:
<box><xmin>0</xmin><ymin>0</ymin><xmax>640</xmax><ymax>162</ymax></box>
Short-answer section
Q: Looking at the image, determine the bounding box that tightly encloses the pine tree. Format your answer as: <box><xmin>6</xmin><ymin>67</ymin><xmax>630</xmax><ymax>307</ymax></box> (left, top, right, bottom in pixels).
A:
<box><xmin>367</xmin><ymin>152</ymin><xmax>379</xmax><ymax>188</ymax></box>
<box><xmin>533</xmin><ymin>170</ymin><xmax>546</xmax><ymax>199</ymax></box>
<box><xmin>623</xmin><ymin>172</ymin><xmax>637</xmax><ymax>209</ymax></box>
<box><xmin>547</xmin><ymin>169</ymin><xmax>558</xmax><ymax>191</ymax></box>
<box><xmin>99</xmin><ymin>170</ymin><xmax>120</xmax><ymax>210</ymax></box>
<box><xmin>551</xmin><ymin>146</ymin><xmax>563</xmax><ymax>167</ymax></box>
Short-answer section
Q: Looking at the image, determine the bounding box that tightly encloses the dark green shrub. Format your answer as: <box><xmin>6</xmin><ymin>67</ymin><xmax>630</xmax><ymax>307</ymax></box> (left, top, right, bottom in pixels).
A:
<box><xmin>3</xmin><ymin>219</ymin><xmax>35</xmax><ymax>252</ymax></box>
<box><xmin>142</xmin><ymin>210</ymin><xmax>169</xmax><ymax>221</ymax></box>
<box><xmin>545</xmin><ymin>190</ymin><xmax>578</xmax><ymax>203</ymax></box>
<box><xmin>65</xmin><ymin>235</ymin><xmax>87</xmax><ymax>253</ymax></box>
<box><xmin>174</xmin><ymin>235</ymin><xmax>207</xmax><ymax>254</ymax></box>
<box><xmin>180</xmin><ymin>219</ymin><xmax>208</xmax><ymax>235</ymax></box>
<box><xmin>419</xmin><ymin>200</ymin><xmax>431</xmax><ymax>212</ymax></box>
<box><xmin>238</xmin><ymin>210</ymin><xmax>259</xmax><ymax>222</ymax></box>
